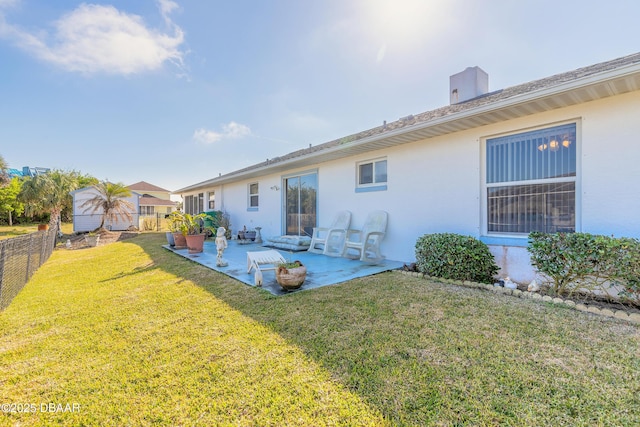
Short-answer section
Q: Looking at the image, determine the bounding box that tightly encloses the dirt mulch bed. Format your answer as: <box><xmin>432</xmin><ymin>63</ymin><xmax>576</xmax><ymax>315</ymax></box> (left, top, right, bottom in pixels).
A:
<box><xmin>57</xmin><ymin>229</ymin><xmax>140</xmax><ymax>250</ymax></box>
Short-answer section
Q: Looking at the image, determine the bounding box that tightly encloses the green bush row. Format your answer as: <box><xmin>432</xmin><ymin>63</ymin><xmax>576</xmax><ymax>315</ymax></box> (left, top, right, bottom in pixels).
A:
<box><xmin>528</xmin><ymin>232</ymin><xmax>640</xmax><ymax>302</ymax></box>
<box><xmin>415</xmin><ymin>233</ymin><xmax>499</xmax><ymax>284</ymax></box>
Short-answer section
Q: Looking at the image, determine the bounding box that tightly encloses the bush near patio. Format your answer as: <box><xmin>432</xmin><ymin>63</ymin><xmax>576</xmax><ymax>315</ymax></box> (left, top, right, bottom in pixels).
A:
<box><xmin>528</xmin><ymin>232</ymin><xmax>640</xmax><ymax>304</ymax></box>
<box><xmin>415</xmin><ymin>233</ymin><xmax>499</xmax><ymax>284</ymax></box>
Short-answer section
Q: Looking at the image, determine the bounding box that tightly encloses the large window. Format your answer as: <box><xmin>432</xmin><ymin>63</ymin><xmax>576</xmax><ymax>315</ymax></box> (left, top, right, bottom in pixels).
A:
<box><xmin>485</xmin><ymin>123</ymin><xmax>577</xmax><ymax>234</ymax></box>
<box><xmin>357</xmin><ymin>158</ymin><xmax>387</xmax><ymax>191</ymax></box>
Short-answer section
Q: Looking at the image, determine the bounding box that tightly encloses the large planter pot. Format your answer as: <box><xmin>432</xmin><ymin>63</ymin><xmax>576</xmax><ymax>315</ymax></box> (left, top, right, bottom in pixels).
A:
<box><xmin>173</xmin><ymin>232</ymin><xmax>187</xmax><ymax>249</ymax></box>
<box><xmin>85</xmin><ymin>235</ymin><xmax>100</xmax><ymax>247</ymax></box>
<box><xmin>275</xmin><ymin>262</ymin><xmax>307</xmax><ymax>291</ymax></box>
<box><xmin>185</xmin><ymin>233</ymin><xmax>206</xmax><ymax>253</ymax></box>
<box><xmin>38</xmin><ymin>224</ymin><xmax>49</xmax><ymax>231</ymax></box>
<box><xmin>166</xmin><ymin>231</ymin><xmax>175</xmax><ymax>246</ymax></box>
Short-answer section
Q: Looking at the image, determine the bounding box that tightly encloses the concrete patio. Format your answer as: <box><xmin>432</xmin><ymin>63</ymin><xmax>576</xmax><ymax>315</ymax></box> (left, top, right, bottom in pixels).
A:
<box><xmin>163</xmin><ymin>239</ymin><xmax>404</xmax><ymax>296</ymax></box>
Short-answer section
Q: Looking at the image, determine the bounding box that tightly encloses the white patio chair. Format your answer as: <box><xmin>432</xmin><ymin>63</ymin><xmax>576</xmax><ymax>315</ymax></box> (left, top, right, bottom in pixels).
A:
<box><xmin>307</xmin><ymin>210</ymin><xmax>352</xmax><ymax>256</ymax></box>
<box><xmin>342</xmin><ymin>210</ymin><xmax>388</xmax><ymax>263</ymax></box>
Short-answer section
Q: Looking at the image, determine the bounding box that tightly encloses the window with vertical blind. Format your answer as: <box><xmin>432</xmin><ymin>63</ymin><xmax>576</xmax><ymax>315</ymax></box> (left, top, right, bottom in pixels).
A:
<box><xmin>485</xmin><ymin>123</ymin><xmax>577</xmax><ymax>234</ymax></box>
<box><xmin>184</xmin><ymin>193</ymin><xmax>204</xmax><ymax>214</ymax></box>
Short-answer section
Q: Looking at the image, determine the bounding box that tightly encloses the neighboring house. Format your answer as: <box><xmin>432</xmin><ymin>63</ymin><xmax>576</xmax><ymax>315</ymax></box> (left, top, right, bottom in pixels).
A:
<box><xmin>175</xmin><ymin>52</ymin><xmax>640</xmax><ymax>283</ymax></box>
<box><xmin>7</xmin><ymin>166</ymin><xmax>50</xmax><ymax>178</ymax></box>
<box><xmin>71</xmin><ymin>186</ymin><xmax>140</xmax><ymax>232</ymax></box>
<box><xmin>127</xmin><ymin>181</ymin><xmax>177</xmax><ymax>217</ymax></box>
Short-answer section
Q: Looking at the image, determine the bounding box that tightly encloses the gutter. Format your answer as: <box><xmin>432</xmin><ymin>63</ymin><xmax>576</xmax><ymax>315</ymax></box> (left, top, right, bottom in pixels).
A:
<box><xmin>175</xmin><ymin>61</ymin><xmax>640</xmax><ymax>194</ymax></box>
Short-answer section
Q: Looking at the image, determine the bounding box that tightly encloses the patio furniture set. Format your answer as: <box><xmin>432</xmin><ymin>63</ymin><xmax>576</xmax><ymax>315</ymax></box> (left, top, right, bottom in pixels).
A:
<box><xmin>250</xmin><ymin>210</ymin><xmax>388</xmax><ymax>290</ymax></box>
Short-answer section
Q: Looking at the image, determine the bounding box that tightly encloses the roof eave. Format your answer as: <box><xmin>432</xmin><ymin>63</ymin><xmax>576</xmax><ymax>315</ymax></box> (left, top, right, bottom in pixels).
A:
<box><xmin>175</xmin><ymin>62</ymin><xmax>640</xmax><ymax>194</ymax></box>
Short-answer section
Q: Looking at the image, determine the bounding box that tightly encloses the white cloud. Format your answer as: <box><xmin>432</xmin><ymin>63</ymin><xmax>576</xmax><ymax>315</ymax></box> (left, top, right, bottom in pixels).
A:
<box><xmin>193</xmin><ymin>121</ymin><xmax>252</xmax><ymax>144</ymax></box>
<box><xmin>0</xmin><ymin>1</ymin><xmax>186</xmax><ymax>75</ymax></box>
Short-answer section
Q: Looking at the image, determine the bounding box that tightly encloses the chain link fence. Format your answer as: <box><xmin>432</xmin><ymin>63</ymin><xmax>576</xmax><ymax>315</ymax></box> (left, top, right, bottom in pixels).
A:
<box><xmin>72</xmin><ymin>213</ymin><xmax>170</xmax><ymax>232</ymax></box>
<box><xmin>139</xmin><ymin>213</ymin><xmax>171</xmax><ymax>231</ymax></box>
<box><xmin>0</xmin><ymin>230</ymin><xmax>57</xmax><ymax>311</ymax></box>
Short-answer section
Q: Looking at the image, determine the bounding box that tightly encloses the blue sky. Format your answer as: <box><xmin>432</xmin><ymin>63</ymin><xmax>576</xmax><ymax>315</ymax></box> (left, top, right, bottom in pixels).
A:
<box><xmin>1</xmin><ymin>0</ymin><xmax>639</xmax><ymax>192</ymax></box>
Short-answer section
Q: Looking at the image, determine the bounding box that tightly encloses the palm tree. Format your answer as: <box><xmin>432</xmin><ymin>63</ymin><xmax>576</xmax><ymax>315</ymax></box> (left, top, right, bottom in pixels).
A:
<box><xmin>19</xmin><ymin>170</ymin><xmax>79</xmax><ymax>230</ymax></box>
<box><xmin>79</xmin><ymin>182</ymin><xmax>134</xmax><ymax>231</ymax></box>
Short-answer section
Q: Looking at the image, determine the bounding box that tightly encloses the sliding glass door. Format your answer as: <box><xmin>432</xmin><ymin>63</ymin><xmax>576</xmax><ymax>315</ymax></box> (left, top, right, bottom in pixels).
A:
<box><xmin>284</xmin><ymin>172</ymin><xmax>317</xmax><ymax>236</ymax></box>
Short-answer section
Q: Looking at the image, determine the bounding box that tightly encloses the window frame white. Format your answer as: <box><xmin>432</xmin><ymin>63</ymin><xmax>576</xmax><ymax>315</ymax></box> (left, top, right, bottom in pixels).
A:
<box><xmin>248</xmin><ymin>182</ymin><xmax>259</xmax><ymax>211</ymax></box>
<box><xmin>481</xmin><ymin>120</ymin><xmax>581</xmax><ymax>238</ymax></box>
<box><xmin>356</xmin><ymin>157</ymin><xmax>388</xmax><ymax>192</ymax></box>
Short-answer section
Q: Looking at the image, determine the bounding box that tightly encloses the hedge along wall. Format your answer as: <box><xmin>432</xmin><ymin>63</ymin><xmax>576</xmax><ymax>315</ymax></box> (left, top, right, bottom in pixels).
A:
<box><xmin>527</xmin><ymin>232</ymin><xmax>640</xmax><ymax>303</ymax></box>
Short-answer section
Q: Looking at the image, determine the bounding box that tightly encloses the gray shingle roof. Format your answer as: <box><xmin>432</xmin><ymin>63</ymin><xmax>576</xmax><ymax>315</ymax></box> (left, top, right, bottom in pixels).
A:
<box><xmin>128</xmin><ymin>181</ymin><xmax>171</xmax><ymax>193</ymax></box>
<box><xmin>177</xmin><ymin>52</ymin><xmax>640</xmax><ymax>193</ymax></box>
<box><xmin>233</xmin><ymin>52</ymin><xmax>640</xmax><ymax>172</ymax></box>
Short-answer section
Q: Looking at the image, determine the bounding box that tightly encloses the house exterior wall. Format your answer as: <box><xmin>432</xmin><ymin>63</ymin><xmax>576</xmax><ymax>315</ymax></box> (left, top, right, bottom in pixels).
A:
<box><xmin>181</xmin><ymin>90</ymin><xmax>640</xmax><ymax>284</ymax></box>
<box><xmin>140</xmin><ymin>190</ymin><xmax>171</xmax><ymax>201</ymax></box>
<box><xmin>72</xmin><ymin>188</ymin><xmax>140</xmax><ymax>232</ymax></box>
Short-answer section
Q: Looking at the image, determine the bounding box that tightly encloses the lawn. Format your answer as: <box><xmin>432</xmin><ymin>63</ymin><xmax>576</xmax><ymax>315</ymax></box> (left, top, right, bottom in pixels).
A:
<box><xmin>0</xmin><ymin>222</ymin><xmax>73</xmax><ymax>240</ymax></box>
<box><xmin>1</xmin><ymin>233</ymin><xmax>638</xmax><ymax>426</ymax></box>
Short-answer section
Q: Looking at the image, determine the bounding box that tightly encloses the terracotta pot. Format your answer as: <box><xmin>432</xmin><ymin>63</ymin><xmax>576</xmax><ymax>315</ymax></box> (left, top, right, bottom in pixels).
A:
<box><xmin>275</xmin><ymin>262</ymin><xmax>307</xmax><ymax>290</ymax></box>
<box><xmin>185</xmin><ymin>233</ymin><xmax>206</xmax><ymax>253</ymax></box>
<box><xmin>173</xmin><ymin>232</ymin><xmax>187</xmax><ymax>249</ymax></box>
<box><xmin>38</xmin><ymin>224</ymin><xmax>49</xmax><ymax>231</ymax></box>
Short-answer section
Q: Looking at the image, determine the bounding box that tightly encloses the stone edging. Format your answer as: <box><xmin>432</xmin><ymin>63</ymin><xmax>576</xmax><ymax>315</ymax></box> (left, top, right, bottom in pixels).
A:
<box><xmin>395</xmin><ymin>271</ymin><xmax>640</xmax><ymax>325</ymax></box>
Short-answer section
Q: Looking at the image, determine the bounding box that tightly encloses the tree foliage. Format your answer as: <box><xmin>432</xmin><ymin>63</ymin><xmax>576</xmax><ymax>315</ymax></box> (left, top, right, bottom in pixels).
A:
<box><xmin>79</xmin><ymin>181</ymin><xmax>134</xmax><ymax>230</ymax></box>
<box><xmin>0</xmin><ymin>177</ymin><xmax>24</xmax><ymax>225</ymax></box>
<box><xmin>19</xmin><ymin>170</ymin><xmax>80</xmax><ymax>229</ymax></box>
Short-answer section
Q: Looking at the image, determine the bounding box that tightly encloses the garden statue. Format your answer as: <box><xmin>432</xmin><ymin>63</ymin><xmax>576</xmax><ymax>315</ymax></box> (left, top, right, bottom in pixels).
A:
<box><xmin>215</xmin><ymin>227</ymin><xmax>228</xmax><ymax>267</ymax></box>
<box><xmin>254</xmin><ymin>226</ymin><xmax>263</xmax><ymax>244</ymax></box>
<box><xmin>528</xmin><ymin>279</ymin><xmax>540</xmax><ymax>292</ymax></box>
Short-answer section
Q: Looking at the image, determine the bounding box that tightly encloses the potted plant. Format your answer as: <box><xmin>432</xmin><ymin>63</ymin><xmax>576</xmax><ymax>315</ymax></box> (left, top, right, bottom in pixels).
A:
<box><xmin>182</xmin><ymin>212</ymin><xmax>216</xmax><ymax>253</ymax></box>
<box><xmin>167</xmin><ymin>211</ymin><xmax>188</xmax><ymax>249</ymax></box>
<box><xmin>85</xmin><ymin>231</ymin><xmax>100</xmax><ymax>247</ymax></box>
<box><xmin>275</xmin><ymin>260</ymin><xmax>307</xmax><ymax>290</ymax></box>
<box><xmin>165</xmin><ymin>214</ymin><xmax>177</xmax><ymax>246</ymax></box>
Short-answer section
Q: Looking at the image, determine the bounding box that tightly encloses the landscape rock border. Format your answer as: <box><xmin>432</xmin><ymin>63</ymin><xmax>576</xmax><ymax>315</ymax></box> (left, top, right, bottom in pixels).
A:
<box><xmin>396</xmin><ymin>270</ymin><xmax>640</xmax><ymax>325</ymax></box>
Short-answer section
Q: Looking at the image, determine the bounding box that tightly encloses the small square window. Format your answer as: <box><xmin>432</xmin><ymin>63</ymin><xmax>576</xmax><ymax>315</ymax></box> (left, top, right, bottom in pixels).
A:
<box><xmin>357</xmin><ymin>159</ymin><xmax>387</xmax><ymax>191</ymax></box>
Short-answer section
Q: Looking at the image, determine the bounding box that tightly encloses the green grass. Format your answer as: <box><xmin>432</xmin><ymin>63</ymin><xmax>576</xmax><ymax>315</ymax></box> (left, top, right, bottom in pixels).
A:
<box><xmin>0</xmin><ymin>222</ymin><xmax>73</xmax><ymax>240</ymax></box>
<box><xmin>1</xmin><ymin>233</ymin><xmax>639</xmax><ymax>426</ymax></box>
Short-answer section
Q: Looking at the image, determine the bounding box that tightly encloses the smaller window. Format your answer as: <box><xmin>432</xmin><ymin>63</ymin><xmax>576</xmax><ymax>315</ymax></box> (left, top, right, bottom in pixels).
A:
<box><xmin>357</xmin><ymin>158</ymin><xmax>387</xmax><ymax>190</ymax></box>
<box><xmin>140</xmin><ymin>206</ymin><xmax>154</xmax><ymax>215</ymax></box>
<box><xmin>248</xmin><ymin>182</ymin><xmax>259</xmax><ymax>209</ymax></box>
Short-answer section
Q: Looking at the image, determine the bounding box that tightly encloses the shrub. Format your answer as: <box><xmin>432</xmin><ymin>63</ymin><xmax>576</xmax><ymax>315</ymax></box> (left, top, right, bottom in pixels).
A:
<box><xmin>415</xmin><ymin>233</ymin><xmax>499</xmax><ymax>284</ymax></box>
<box><xmin>528</xmin><ymin>232</ymin><xmax>640</xmax><ymax>302</ymax></box>
<box><xmin>142</xmin><ymin>217</ymin><xmax>155</xmax><ymax>231</ymax></box>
